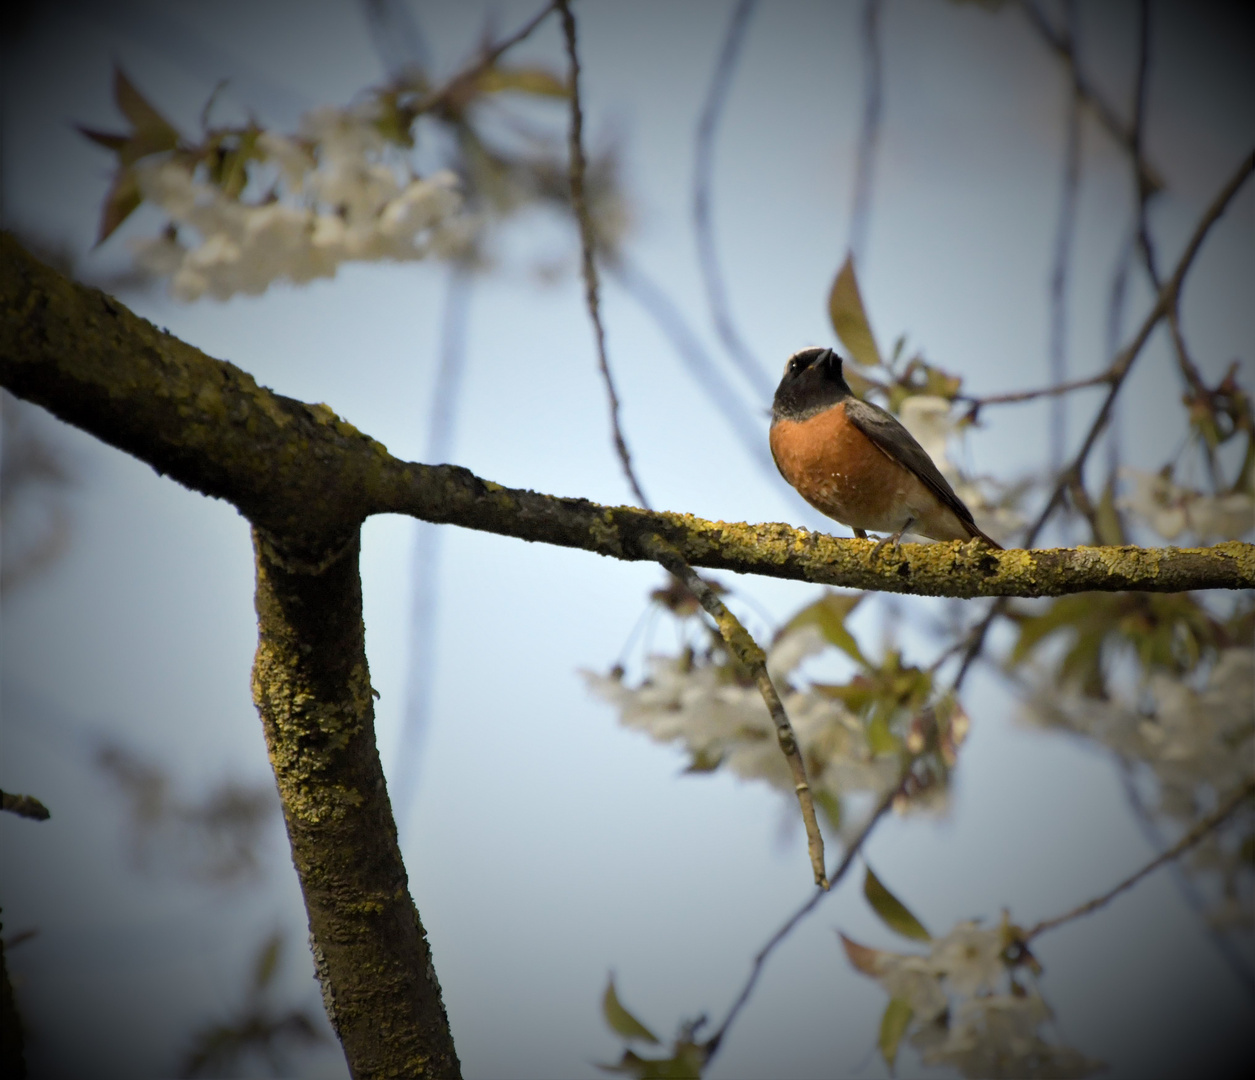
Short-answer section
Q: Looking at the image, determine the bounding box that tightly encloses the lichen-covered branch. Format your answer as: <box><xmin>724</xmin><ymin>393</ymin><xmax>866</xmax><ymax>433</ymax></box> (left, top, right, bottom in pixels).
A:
<box><xmin>643</xmin><ymin>534</ymin><xmax>828</xmax><ymax>889</ymax></box>
<box><xmin>2</xmin><ymin>231</ymin><xmax>1251</xmax><ymax>597</ymax></box>
<box><xmin>251</xmin><ymin>529</ymin><xmax>459</xmax><ymax>1079</ymax></box>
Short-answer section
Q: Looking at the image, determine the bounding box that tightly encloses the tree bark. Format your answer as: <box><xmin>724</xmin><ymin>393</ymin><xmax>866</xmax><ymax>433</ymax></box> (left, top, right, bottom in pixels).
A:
<box><xmin>2</xmin><ymin>233</ymin><xmax>1250</xmax><ymax>598</ymax></box>
<box><xmin>252</xmin><ymin>529</ymin><xmax>460</xmax><ymax>1079</ymax></box>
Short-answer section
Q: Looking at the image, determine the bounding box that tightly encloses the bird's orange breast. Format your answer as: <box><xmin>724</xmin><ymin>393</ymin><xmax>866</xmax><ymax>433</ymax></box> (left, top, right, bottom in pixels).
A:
<box><xmin>770</xmin><ymin>402</ymin><xmax>931</xmax><ymax>533</ymax></box>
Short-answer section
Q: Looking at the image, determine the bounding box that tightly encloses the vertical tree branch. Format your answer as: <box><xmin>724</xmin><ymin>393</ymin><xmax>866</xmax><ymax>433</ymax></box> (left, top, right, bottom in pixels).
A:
<box><xmin>558</xmin><ymin>0</ymin><xmax>650</xmax><ymax>508</ymax></box>
<box><xmin>251</xmin><ymin>531</ymin><xmax>459</xmax><ymax>1079</ymax></box>
<box><xmin>693</xmin><ymin>0</ymin><xmax>772</xmax><ymax>399</ymax></box>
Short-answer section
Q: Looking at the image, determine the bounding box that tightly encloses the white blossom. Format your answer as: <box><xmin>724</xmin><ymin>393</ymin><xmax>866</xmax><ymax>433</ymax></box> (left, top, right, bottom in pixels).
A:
<box><xmin>916</xmin><ymin>993</ymin><xmax>1101</xmax><ymax>1078</ymax></box>
<box><xmin>929</xmin><ymin>920</ymin><xmax>1006</xmax><ymax>997</ymax></box>
<box><xmin>874</xmin><ymin>954</ymin><xmax>948</xmax><ymax>1022</ymax></box>
<box><xmin>1119</xmin><ymin>467</ymin><xmax>1255</xmax><ymax>542</ymax></box>
<box><xmin>900</xmin><ymin>395</ymin><xmax>955</xmax><ymax>471</ymax></box>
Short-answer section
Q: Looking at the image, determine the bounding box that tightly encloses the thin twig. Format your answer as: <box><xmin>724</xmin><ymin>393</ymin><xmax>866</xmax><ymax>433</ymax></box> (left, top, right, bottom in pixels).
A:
<box><xmin>1026</xmin><ymin>777</ymin><xmax>1255</xmax><ymax>940</ymax></box>
<box><xmin>1020</xmin><ymin>0</ymin><xmax>1163</xmax><ymax>196</ymax></box>
<box><xmin>1047</xmin><ymin>0</ymin><xmax>1082</xmax><ymax>476</ymax></box>
<box><xmin>1102</xmin><ymin>230</ymin><xmax>1135</xmax><ymax>479</ymax></box>
<box><xmin>1126</xmin><ymin>2</ymin><xmax>1218</xmax><ymax>487</ymax></box>
<box><xmin>558</xmin><ymin>0</ymin><xmax>649</xmax><ymax>508</ymax></box>
<box><xmin>954</xmin><ymin>148</ymin><xmax>1255</xmax><ymax>688</ymax></box>
<box><xmin>703</xmin><ymin>770</ymin><xmax>913</xmax><ymax>1063</ymax></box>
<box><xmin>957</xmin><ymin>370</ymin><xmax>1112</xmax><ymax>410</ymax></box>
<box><xmin>391</xmin><ymin>267</ymin><xmax>473</xmax><ymax>826</ymax></box>
<box><xmin>847</xmin><ymin>0</ymin><xmax>884</xmax><ymax>269</ymax></box>
<box><xmin>1</xmin><ymin>789</ymin><xmax>51</xmax><ymax>820</ymax></box>
<box><xmin>1117</xmin><ymin>762</ymin><xmax>1255</xmax><ymax>995</ymax></box>
<box><xmin>416</xmin><ymin>1</ymin><xmax>559</xmax><ymax>115</ymax></box>
<box><xmin>693</xmin><ymin>0</ymin><xmax>771</xmax><ymax>399</ymax></box>
<box><xmin>606</xmin><ymin>255</ymin><xmax>776</xmax><ymax>477</ymax></box>
<box><xmin>642</xmin><ymin>533</ymin><xmax>827</xmax><ymax>890</ymax></box>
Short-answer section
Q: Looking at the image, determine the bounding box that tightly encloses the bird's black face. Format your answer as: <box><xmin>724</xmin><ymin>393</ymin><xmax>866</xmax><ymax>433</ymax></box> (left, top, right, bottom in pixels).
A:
<box><xmin>772</xmin><ymin>347</ymin><xmax>850</xmax><ymax>422</ymax></box>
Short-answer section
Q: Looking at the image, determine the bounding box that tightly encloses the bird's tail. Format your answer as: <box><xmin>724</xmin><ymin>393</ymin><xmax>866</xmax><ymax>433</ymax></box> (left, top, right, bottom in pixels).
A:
<box><xmin>967</xmin><ymin>522</ymin><xmax>1004</xmax><ymax>550</ymax></box>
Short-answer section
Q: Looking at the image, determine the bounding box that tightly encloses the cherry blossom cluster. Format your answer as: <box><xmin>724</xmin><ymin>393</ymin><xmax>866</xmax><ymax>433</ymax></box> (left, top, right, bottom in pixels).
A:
<box><xmin>843</xmin><ymin>919</ymin><xmax>1102</xmax><ymax>1077</ymax></box>
<box><xmin>585</xmin><ymin>616</ymin><xmax>967</xmax><ymax>842</ymax></box>
<box><xmin>130</xmin><ymin>102</ymin><xmax>467</xmax><ymax>301</ymax></box>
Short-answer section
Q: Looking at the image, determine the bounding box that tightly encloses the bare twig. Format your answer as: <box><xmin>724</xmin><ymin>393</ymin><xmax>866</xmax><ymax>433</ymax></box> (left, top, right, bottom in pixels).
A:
<box><xmin>693</xmin><ymin>0</ymin><xmax>771</xmax><ymax>399</ymax></box>
<box><xmin>957</xmin><ymin>370</ymin><xmax>1112</xmax><ymax>411</ymax></box>
<box><xmin>0</xmin><ymin>789</ymin><xmax>51</xmax><ymax>820</ymax></box>
<box><xmin>1026</xmin><ymin>777</ymin><xmax>1255</xmax><ymax>940</ymax></box>
<box><xmin>1021</xmin><ymin>0</ymin><xmax>1163</xmax><ymax>195</ymax></box>
<box><xmin>606</xmin><ymin>255</ymin><xmax>776</xmax><ymax>477</ymax></box>
<box><xmin>954</xmin><ymin>148</ymin><xmax>1255</xmax><ymax>688</ymax></box>
<box><xmin>558</xmin><ymin>0</ymin><xmax>649</xmax><ymax>508</ymax></box>
<box><xmin>1047</xmin><ymin>0</ymin><xmax>1082</xmax><ymax>475</ymax></box>
<box><xmin>847</xmin><ymin>0</ymin><xmax>884</xmax><ymax>269</ymax></box>
<box><xmin>1117</xmin><ymin>763</ymin><xmax>1255</xmax><ymax>995</ymax></box>
<box><xmin>703</xmin><ymin>770</ymin><xmax>913</xmax><ymax>1063</ymax></box>
<box><xmin>1126</xmin><ymin>3</ymin><xmax>1218</xmax><ymax>487</ymax></box>
<box><xmin>416</xmin><ymin>1</ymin><xmax>559</xmax><ymax>115</ymax></box>
<box><xmin>392</xmin><ymin>267</ymin><xmax>473</xmax><ymax>826</ymax></box>
<box><xmin>643</xmin><ymin>534</ymin><xmax>827</xmax><ymax>889</ymax></box>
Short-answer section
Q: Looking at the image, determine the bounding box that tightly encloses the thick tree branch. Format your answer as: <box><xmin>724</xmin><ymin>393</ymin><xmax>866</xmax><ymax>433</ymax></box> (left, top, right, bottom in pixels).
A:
<box><xmin>2</xmin><ymin>232</ymin><xmax>1251</xmax><ymax>597</ymax></box>
<box><xmin>251</xmin><ymin>530</ymin><xmax>459</xmax><ymax>1078</ymax></box>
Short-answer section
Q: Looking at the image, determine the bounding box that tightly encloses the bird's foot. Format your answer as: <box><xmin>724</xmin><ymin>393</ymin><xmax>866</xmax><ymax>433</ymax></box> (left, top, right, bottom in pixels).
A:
<box><xmin>853</xmin><ymin>528</ymin><xmax>868</xmax><ymax>540</ymax></box>
<box><xmin>870</xmin><ymin>519</ymin><xmax>914</xmax><ymax>559</ymax></box>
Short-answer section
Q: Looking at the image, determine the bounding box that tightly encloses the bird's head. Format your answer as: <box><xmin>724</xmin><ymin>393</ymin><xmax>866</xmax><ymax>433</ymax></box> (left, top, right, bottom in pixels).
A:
<box><xmin>772</xmin><ymin>347</ymin><xmax>852</xmax><ymax>422</ymax></box>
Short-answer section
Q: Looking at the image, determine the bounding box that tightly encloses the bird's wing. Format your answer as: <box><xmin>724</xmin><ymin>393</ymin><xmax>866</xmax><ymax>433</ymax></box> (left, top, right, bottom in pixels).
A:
<box><xmin>843</xmin><ymin>398</ymin><xmax>976</xmax><ymax>527</ymax></box>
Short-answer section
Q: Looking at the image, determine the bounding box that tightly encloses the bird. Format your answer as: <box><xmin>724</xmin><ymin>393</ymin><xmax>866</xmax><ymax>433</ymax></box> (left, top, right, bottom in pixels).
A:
<box><xmin>769</xmin><ymin>346</ymin><xmax>1002</xmax><ymax>549</ymax></box>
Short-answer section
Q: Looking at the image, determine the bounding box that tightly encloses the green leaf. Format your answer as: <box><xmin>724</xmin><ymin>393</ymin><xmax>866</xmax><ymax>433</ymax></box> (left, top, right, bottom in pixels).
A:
<box><xmin>114</xmin><ymin>67</ymin><xmax>180</xmax><ymax>146</ymax></box>
<box><xmin>865</xmin><ymin>709</ymin><xmax>900</xmax><ymax>756</ymax></box>
<box><xmin>252</xmin><ymin>931</ymin><xmax>282</xmax><ymax>990</ymax></box>
<box><xmin>95</xmin><ymin>167</ymin><xmax>142</xmax><ymax>245</ymax></box>
<box><xmin>1093</xmin><ymin>474</ymin><xmax>1127</xmax><ymax>546</ymax></box>
<box><xmin>879</xmin><ymin>998</ymin><xmax>914</xmax><ymax>1074</ymax></box>
<box><xmin>78</xmin><ymin>127</ymin><xmax>130</xmax><ymax>153</ymax></box>
<box><xmin>602</xmin><ymin>976</ymin><xmax>660</xmax><ymax>1044</ymax></box>
<box><xmin>813</xmin><ymin>788</ymin><xmax>842</xmax><ymax>832</ymax></box>
<box><xmin>597</xmin><ymin>1044</ymin><xmax>706</xmax><ymax>1079</ymax></box>
<box><xmin>479</xmin><ymin>65</ymin><xmax>570</xmax><ymax>98</ymax></box>
<box><xmin>863</xmin><ymin>865</ymin><xmax>931</xmax><ymax>942</ymax></box>
<box><xmin>779</xmin><ymin>592</ymin><xmax>866</xmax><ymax>665</ymax></box>
<box><xmin>827</xmin><ymin>254</ymin><xmax>882</xmax><ymax>369</ymax></box>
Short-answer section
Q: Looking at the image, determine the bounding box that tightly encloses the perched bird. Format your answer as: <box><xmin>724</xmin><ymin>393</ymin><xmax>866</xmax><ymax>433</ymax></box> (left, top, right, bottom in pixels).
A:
<box><xmin>769</xmin><ymin>347</ymin><xmax>1002</xmax><ymax>549</ymax></box>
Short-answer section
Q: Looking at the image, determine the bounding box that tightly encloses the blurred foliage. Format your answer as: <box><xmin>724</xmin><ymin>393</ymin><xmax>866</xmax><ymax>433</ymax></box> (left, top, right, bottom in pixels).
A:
<box><xmin>599</xmin><ymin>976</ymin><xmax>706</xmax><ymax>1079</ymax></box>
<box><xmin>96</xmin><ymin>742</ymin><xmax>278</xmax><ymax>883</ymax></box>
<box><xmin>179</xmin><ymin>931</ymin><xmax>326</xmax><ymax>1078</ymax></box>
<box><xmin>0</xmin><ymin>392</ymin><xmax>74</xmax><ymax>592</ymax></box>
<box><xmin>82</xmin><ymin>41</ymin><xmax>627</xmax><ymax>297</ymax></box>
<box><xmin>1007</xmin><ymin>591</ymin><xmax>1242</xmax><ymax>698</ymax></box>
<box><xmin>589</xmin><ymin>588</ymin><xmax>969</xmax><ymax>845</ymax></box>
<box><xmin>840</xmin><ymin>869</ymin><xmax>1095</xmax><ymax>1078</ymax></box>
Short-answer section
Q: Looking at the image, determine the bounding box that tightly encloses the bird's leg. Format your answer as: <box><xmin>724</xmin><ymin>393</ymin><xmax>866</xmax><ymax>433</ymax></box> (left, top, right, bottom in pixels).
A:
<box><xmin>871</xmin><ymin>517</ymin><xmax>915</xmax><ymax>558</ymax></box>
<box><xmin>853</xmin><ymin>528</ymin><xmax>868</xmax><ymax>540</ymax></box>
